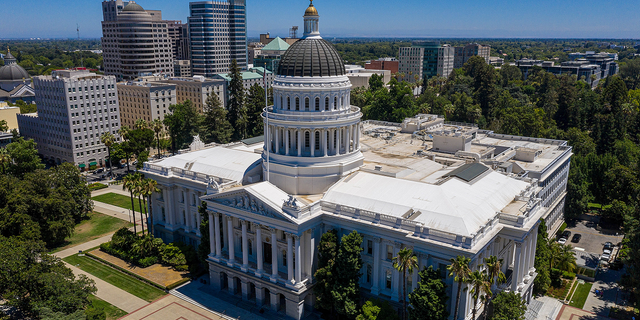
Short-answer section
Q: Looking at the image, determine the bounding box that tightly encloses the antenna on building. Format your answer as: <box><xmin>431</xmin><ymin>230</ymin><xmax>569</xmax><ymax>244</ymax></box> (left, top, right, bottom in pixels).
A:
<box><xmin>77</xmin><ymin>23</ymin><xmax>84</xmax><ymax>68</ymax></box>
<box><xmin>290</xmin><ymin>26</ymin><xmax>298</xmax><ymax>39</ymax></box>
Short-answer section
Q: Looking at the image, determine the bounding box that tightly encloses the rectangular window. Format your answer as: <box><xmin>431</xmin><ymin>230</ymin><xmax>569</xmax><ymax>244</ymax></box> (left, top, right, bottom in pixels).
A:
<box><xmin>386</xmin><ymin>245</ymin><xmax>393</xmax><ymax>260</ymax></box>
<box><xmin>367</xmin><ymin>240</ymin><xmax>373</xmax><ymax>255</ymax></box>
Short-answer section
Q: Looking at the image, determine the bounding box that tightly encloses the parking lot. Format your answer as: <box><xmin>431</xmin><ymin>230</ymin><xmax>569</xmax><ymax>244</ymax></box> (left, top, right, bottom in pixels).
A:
<box><xmin>559</xmin><ymin>219</ymin><xmax>624</xmax><ymax>268</ymax></box>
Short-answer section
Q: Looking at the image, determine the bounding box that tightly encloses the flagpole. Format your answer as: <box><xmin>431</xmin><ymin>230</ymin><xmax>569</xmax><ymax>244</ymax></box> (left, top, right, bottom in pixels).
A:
<box><xmin>265</xmin><ymin>62</ymin><xmax>270</xmax><ymax>182</ymax></box>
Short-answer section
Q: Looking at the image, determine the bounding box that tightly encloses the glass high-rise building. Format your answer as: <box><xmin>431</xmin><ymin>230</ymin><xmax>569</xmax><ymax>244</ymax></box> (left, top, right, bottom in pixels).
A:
<box><xmin>189</xmin><ymin>0</ymin><xmax>248</xmax><ymax>77</ymax></box>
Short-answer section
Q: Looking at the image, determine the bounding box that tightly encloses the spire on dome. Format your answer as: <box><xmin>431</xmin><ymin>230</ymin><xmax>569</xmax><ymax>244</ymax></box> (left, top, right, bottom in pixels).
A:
<box><xmin>304</xmin><ymin>0</ymin><xmax>318</xmax><ymax>16</ymax></box>
<box><xmin>303</xmin><ymin>0</ymin><xmax>320</xmax><ymax>39</ymax></box>
<box><xmin>4</xmin><ymin>48</ymin><xmax>16</xmax><ymax>65</ymax></box>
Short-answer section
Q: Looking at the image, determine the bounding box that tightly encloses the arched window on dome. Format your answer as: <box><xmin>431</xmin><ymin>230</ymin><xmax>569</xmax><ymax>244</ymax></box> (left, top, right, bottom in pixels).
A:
<box><xmin>305</xmin><ymin>131</ymin><xmax>310</xmax><ymax>149</ymax></box>
<box><xmin>325</xmin><ymin>97</ymin><xmax>329</xmax><ymax>111</ymax></box>
<box><xmin>315</xmin><ymin>131</ymin><xmax>320</xmax><ymax>150</ymax></box>
<box><xmin>280</xmin><ymin>96</ymin><xmax>283</xmax><ymax>109</ymax></box>
<box><xmin>287</xmin><ymin>97</ymin><xmax>291</xmax><ymax>110</ymax></box>
<box><xmin>315</xmin><ymin>97</ymin><xmax>320</xmax><ymax>111</ymax></box>
<box><xmin>305</xmin><ymin>97</ymin><xmax>310</xmax><ymax>111</ymax></box>
<box><xmin>334</xmin><ymin>97</ymin><xmax>338</xmax><ymax>110</ymax></box>
<box><xmin>295</xmin><ymin>97</ymin><xmax>299</xmax><ymax>111</ymax></box>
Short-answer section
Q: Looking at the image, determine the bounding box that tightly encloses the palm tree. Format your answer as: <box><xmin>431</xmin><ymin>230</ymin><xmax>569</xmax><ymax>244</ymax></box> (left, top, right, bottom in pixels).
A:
<box><xmin>151</xmin><ymin>118</ymin><xmax>163</xmax><ymax>158</ymax></box>
<box><xmin>132</xmin><ymin>174</ymin><xmax>146</xmax><ymax>235</ymax></box>
<box><xmin>100</xmin><ymin>132</ymin><xmax>115</xmax><ymax>178</ymax></box>
<box><xmin>393</xmin><ymin>247</ymin><xmax>418</xmax><ymax>320</ymax></box>
<box><xmin>448</xmin><ymin>255</ymin><xmax>472</xmax><ymax>320</ymax></box>
<box><xmin>483</xmin><ymin>256</ymin><xmax>505</xmax><ymax>320</ymax></box>
<box><xmin>467</xmin><ymin>270</ymin><xmax>492</xmax><ymax>320</ymax></box>
<box><xmin>141</xmin><ymin>178</ymin><xmax>160</xmax><ymax>236</ymax></box>
<box><xmin>134</xmin><ymin>118</ymin><xmax>148</xmax><ymax>130</ymax></box>
<box><xmin>122</xmin><ymin>174</ymin><xmax>138</xmax><ymax>235</ymax></box>
<box><xmin>118</xmin><ymin>126</ymin><xmax>131</xmax><ymax>172</ymax></box>
<box><xmin>554</xmin><ymin>244</ymin><xmax>577</xmax><ymax>273</ymax></box>
<box><xmin>444</xmin><ymin>104</ymin><xmax>455</xmax><ymax>120</ymax></box>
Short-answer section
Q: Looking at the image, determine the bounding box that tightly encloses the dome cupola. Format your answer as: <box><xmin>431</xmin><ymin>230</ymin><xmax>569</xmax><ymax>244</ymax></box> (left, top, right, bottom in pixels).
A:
<box><xmin>0</xmin><ymin>49</ymin><xmax>30</xmax><ymax>82</ymax></box>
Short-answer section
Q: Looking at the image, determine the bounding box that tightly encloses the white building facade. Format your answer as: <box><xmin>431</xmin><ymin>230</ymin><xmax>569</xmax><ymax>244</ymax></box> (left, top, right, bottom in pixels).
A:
<box><xmin>141</xmin><ymin>3</ymin><xmax>571</xmax><ymax>320</ymax></box>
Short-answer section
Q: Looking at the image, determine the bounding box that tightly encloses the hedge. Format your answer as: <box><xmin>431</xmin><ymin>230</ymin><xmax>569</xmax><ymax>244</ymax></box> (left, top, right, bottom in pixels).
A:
<box><xmin>88</xmin><ymin>182</ymin><xmax>108</xmax><ymax>191</ymax></box>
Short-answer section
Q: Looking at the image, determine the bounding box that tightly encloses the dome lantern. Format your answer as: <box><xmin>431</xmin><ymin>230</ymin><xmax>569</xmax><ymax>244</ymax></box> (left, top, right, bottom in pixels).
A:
<box><xmin>303</xmin><ymin>0</ymin><xmax>320</xmax><ymax>39</ymax></box>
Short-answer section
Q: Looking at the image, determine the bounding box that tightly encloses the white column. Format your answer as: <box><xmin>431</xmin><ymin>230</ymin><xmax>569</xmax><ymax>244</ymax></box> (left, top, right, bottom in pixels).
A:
<box><xmin>346</xmin><ymin>124</ymin><xmax>351</xmax><ymax>153</ymax></box>
<box><xmin>227</xmin><ymin>217</ymin><xmax>235</xmax><ymax>267</ymax></box>
<box><xmin>529</xmin><ymin>227</ymin><xmax>539</xmax><ymax>274</ymax></box>
<box><xmin>356</xmin><ymin>124</ymin><xmax>360</xmax><ymax>150</ymax></box>
<box><xmin>256</xmin><ymin>225</ymin><xmax>263</xmax><ymax>277</ymax></box>
<box><xmin>297</xmin><ymin>130</ymin><xmax>302</xmax><ymax>157</ymax></box>
<box><xmin>308</xmin><ymin>230</ymin><xmax>315</xmax><ymax>281</ymax></box>
<box><xmin>391</xmin><ymin>243</ymin><xmax>400</xmax><ymax>301</ymax></box>
<box><xmin>310</xmin><ymin>129</ymin><xmax>315</xmax><ymax>157</ymax></box>
<box><xmin>275</xmin><ymin>127</ymin><xmax>280</xmax><ymax>154</ymax></box>
<box><xmin>214</xmin><ymin>212</ymin><xmax>221</xmax><ymax>258</ymax></box>
<box><xmin>371</xmin><ymin>237</ymin><xmax>381</xmax><ymax>295</ymax></box>
<box><xmin>208</xmin><ymin>213</ymin><xmax>215</xmax><ymax>257</ymax></box>
<box><xmin>241</xmin><ymin>220</ymin><xmax>248</xmax><ymax>272</ymax></box>
<box><xmin>287</xmin><ymin>233</ymin><xmax>294</xmax><ymax>284</ymax></box>
<box><xmin>337</xmin><ymin>127</ymin><xmax>342</xmax><ymax>155</ymax></box>
<box><xmin>323</xmin><ymin>129</ymin><xmax>328</xmax><ymax>156</ymax></box>
<box><xmin>285</xmin><ymin>129</ymin><xmax>290</xmax><ymax>156</ymax></box>
<box><xmin>295</xmin><ymin>235</ymin><xmax>301</xmax><ymax>284</ymax></box>
<box><xmin>271</xmin><ymin>228</ymin><xmax>278</xmax><ymax>283</ymax></box>
<box><xmin>511</xmin><ymin>241</ymin><xmax>522</xmax><ymax>291</ymax></box>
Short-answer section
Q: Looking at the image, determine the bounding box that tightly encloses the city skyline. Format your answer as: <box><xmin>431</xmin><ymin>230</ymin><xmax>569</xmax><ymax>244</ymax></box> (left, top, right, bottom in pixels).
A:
<box><xmin>0</xmin><ymin>0</ymin><xmax>639</xmax><ymax>39</ymax></box>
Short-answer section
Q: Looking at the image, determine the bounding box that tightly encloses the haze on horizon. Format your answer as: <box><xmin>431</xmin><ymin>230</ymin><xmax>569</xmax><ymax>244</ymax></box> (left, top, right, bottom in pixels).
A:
<box><xmin>0</xmin><ymin>0</ymin><xmax>638</xmax><ymax>39</ymax></box>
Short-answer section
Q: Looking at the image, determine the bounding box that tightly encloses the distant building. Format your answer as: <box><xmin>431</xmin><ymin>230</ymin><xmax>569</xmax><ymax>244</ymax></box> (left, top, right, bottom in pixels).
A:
<box><xmin>514</xmin><ymin>59</ymin><xmax>603</xmax><ymax>87</ymax></box>
<box><xmin>189</xmin><ymin>0</ymin><xmax>248</xmax><ymax>77</ymax></box>
<box><xmin>254</xmin><ymin>37</ymin><xmax>290</xmax><ymax>73</ymax></box>
<box><xmin>0</xmin><ymin>49</ymin><xmax>35</xmax><ymax>103</ymax></box>
<box><xmin>489</xmin><ymin>56</ymin><xmax>504</xmax><ymax>66</ymax></box>
<box><xmin>17</xmin><ymin>69</ymin><xmax>121</xmax><ymax>169</ymax></box>
<box><xmin>365</xmin><ymin>58</ymin><xmax>399</xmax><ymax>74</ymax></box>
<box><xmin>213</xmin><ymin>67</ymin><xmax>274</xmax><ymax>92</ymax></box>
<box><xmin>117</xmin><ymin>79</ymin><xmax>177</xmax><ymax>128</ymax></box>
<box><xmin>453</xmin><ymin>43</ymin><xmax>491</xmax><ymax>69</ymax></box>
<box><xmin>166</xmin><ymin>20</ymin><xmax>190</xmax><ymax>61</ymax></box>
<box><xmin>0</xmin><ymin>102</ymin><xmax>20</xmax><ymax>131</ymax></box>
<box><xmin>161</xmin><ymin>76</ymin><xmax>227</xmax><ymax>112</ymax></box>
<box><xmin>0</xmin><ymin>132</ymin><xmax>13</xmax><ymax>148</ymax></box>
<box><xmin>174</xmin><ymin>60</ymin><xmax>192</xmax><ymax>77</ymax></box>
<box><xmin>101</xmin><ymin>0</ymin><xmax>175</xmax><ymax>81</ymax></box>
<box><xmin>347</xmin><ymin>69</ymin><xmax>391</xmax><ymax>89</ymax></box>
<box><xmin>398</xmin><ymin>41</ymin><xmax>454</xmax><ymax>83</ymax></box>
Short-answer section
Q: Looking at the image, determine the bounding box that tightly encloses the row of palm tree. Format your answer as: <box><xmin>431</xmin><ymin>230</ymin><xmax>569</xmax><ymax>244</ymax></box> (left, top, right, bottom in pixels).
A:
<box><xmin>122</xmin><ymin>173</ymin><xmax>159</xmax><ymax>236</ymax></box>
<box><xmin>448</xmin><ymin>255</ymin><xmax>506</xmax><ymax>320</ymax></box>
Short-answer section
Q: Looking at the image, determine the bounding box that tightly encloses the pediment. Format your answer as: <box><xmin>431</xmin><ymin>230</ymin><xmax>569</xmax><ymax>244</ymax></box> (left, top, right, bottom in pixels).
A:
<box><xmin>206</xmin><ymin>187</ymin><xmax>296</xmax><ymax>223</ymax></box>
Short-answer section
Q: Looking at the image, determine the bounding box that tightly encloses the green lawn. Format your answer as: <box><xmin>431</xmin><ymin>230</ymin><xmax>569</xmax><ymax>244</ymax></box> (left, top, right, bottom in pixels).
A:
<box><xmin>93</xmin><ymin>192</ymin><xmax>144</xmax><ymax>213</ymax></box>
<box><xmin>64</xmin><ymin>253</ymin><xmax>166</xmax><ymax>302</ymax></box>
<box><xmin>568</xmin><ymin>282</ymin><xmax>593</xmax><ymax>309</ymax></box>
<box><xmin>50</xmin><ymin>212</ymin><xmax>132</xmax><ymax>253</ymax></box>
<box><xmin>88</xmin><ymin>295</ymin><xmax>128</xmax><ymax>320</ymax></box>
<box><xmin>548</xmin><ymin>279</ymin><xmax>574</xmax><ymax>300</ymax></box>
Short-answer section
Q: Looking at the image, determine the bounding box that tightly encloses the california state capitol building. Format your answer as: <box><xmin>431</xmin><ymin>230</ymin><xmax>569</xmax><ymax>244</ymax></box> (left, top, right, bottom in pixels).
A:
<box><xmin>141</xmin><ymin>2</ymin><xmax>572</xmax><ymax>319</ymax></box>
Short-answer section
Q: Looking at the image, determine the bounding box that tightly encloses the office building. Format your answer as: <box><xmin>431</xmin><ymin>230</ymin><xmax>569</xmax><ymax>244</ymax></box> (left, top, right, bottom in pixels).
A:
<box><xmin>162</xmin><ymin>76</ymin><xmax>227</xmax><ymax>112</ymax></box>
<box><xmin>254</xmin><ymin>37</ymin><xmax>290</xmax><ymax>72</ymax></box>
<box><xmin>213</xmin><ymin>67</ymin><xmax>274</xmax><ymax>92</ymax></box>
<box><xmin>189</xmin><ymin>0</ymin><xmax>248</xmax><ymax>77</ymax></box>
<box><xmin>515</xmin><ymin>59</ymin><xmax>603</xmax><ymax>87</ymax></box>
<box><xmin>17</xmin><ymin>69</ymin><xmax>121</xmax><ymax>169</ymax></box>
<box><xmin>141</xmin><ymin>3</ymin><xmax>570</xmax><ymax>319</ymax></box>
<box><xmin>398</xmin><ymin>42</ymin><xmax>454</xmax><ymax>83</ymax></box>
<box><xmin>398</xmin><ymin>47</ymin><xmax>424</xmax><ymax>83</ymax></box>
<box><xmin>101</xmin><ymin>0</ymin><xmax>174</xmax><ymax>81</ymax></box>
<box><xmin>365</xmin><ymin>57</ymin><xmax>399</xmax><ymax>74</ymax></box>
<box><xmin>0</xmin><ymin>49</ymin><xmax>35</xmax><ymax>103</ymax></box>
<box><xmin>117</xmin><ymin>79</ymin><xmax>176</xmax><ymax>128</ymax></box>
<box><xmin>453</xmin><ymin>43</ymin><xmax>491</xmax><ymax>69</ymax></box>
<box><xmin>174</xmin><ymin>60</ymin><xmax>192</xmax><ymax>77</ymax></box>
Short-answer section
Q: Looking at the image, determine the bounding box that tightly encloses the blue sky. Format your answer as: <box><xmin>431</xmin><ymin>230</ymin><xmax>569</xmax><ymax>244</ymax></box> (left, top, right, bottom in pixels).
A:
<box><xmin>1</xmin><ymin>0</ymin><xmax>639</xmax><ymax>39</ymax></box>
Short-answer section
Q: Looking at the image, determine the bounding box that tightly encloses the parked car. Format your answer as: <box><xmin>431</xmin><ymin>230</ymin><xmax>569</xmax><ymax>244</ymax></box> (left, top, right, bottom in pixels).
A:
<box><xmin>603</xmin><ymin>248</ymin><xmax>612</xmax><ymax>255</ymax></box>
<box><xmin>561</xmin><ymin>230</ymin><xmax>571</xmax><ymax>239</ymax></box>
<box><xmin>601</xmin><ymin>253</ymin><xmax>611</xmax><ymax>262</ymax></box>
<box><xmin>558</xmin><ymin>238</ymin><xmax>567</xmax><ymax>245</ymax></box>
<box><xmin>571</xmin><ymin>234</ymin><xmax>582</xmax><ymax>243</ymax></box>
<box><xmin>604</xmin><ymin>242</ymin><xmax>614</xmax><ymax>250</ymax></box>
<box><xmin>93</xmin><ymin>168</ymin><xmax>105</xmax><ymax>174</ymax></box>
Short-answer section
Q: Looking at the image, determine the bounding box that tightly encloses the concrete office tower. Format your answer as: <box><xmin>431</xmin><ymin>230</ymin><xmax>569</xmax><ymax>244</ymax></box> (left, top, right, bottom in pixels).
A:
<box><xmin>101</xmin><ymin>0</ymin><xmax>174</xmax><ymax>81</ymax></box>
<box><xmin>398</xmin><ymin>47</ymin><xmax>424</xmax><ymax>83</ymax></box>
<box><xmin>117</xmin><ymin>79</ymin><xmax>177</xmax><ymax>128</ymax></box>
<box><xmin>17</xmin><ymin>69</ymin><xmax>121</xmax><ymax>169</ymax></box>
<box><xmin>399</xmin><ymin>42</ymin><xmax>454</xmax><ymax>83</ymax></box>
<box><xmin>189</xmin><ymin>0</ymin><xmax>248</xmax><ymax>77</ymax></box>
<box><xmin>453</xmin><ymin>43</ymin><xmax>491</xmax><ymax>69</ymax></box>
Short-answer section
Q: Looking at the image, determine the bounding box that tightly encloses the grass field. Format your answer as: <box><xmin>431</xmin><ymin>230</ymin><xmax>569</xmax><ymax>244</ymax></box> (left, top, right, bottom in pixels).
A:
<box><xmin>568</xmin><ymin>282</ymin><xmax>593</xmax><ymax>309</ymax></box>
<box><xmin>88</xmin><ymin>295</ymin><xmax>128</xmax><ymax>320</ymax></box>
<box><xmin>64</xmin><ymin>253</ymin><xmax>166</xmax><ymax>302</ymax></box>
<box><xmin>50</xmin><ymin>212</ymin><xmax>132</xmax><ymax>253</ymax></box>
<box><xmin>93</xmin><ymin>192</ymin><xmax>144</xmax><ymax>213</ymax></box>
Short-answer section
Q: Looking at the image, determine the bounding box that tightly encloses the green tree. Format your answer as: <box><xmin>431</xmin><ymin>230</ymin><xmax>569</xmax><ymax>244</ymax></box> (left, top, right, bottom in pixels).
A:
<box><xmin>151</xmin><ymin>118</ymin><xmax>164</xmax><ymax>158</ymax></box>
<box><xmin>408</xmin><ymin>266</ymin><xmax>448</xmax><ymax>320</ymax></box>
<box><xmin>197</xmin><ymin>201</ymin><xmax>210</xmax><ymax>264</ymax></box>
<box><xmin>100</xmin><ymin>132</ymin><xmax>115</xmax><ymax>178</ymax></box>
<box><xmin>489</xmin><ymin>292</ymin><xmax>527</xmax><ymax>320</ymax></box>
<box><xmin>200</xmin><ymin>92</ymin><xmax>233</xmax><ymax>144</ymax></box>
<box><xmin>122</xmin><ymin>174</ymin><xmax>139</xmax><ymax>234</ymax></box>
<box><xmin>245</xmin><ymin>84</ymin><xmax>266</xmax><ymax>138</ymax></box>
<box><xmin>447</xmin><ymin>255</ymin><xmax>471</xmax><ymax>320</ymax></box>
<box><xmin>5</xmin><ymin>137</ymin><xmax>44</xmax><ymax>177</ymax></box>
<box><xmin>368</xmin><ymin>73</ymin><xmax>384</xmax><ymax>91</ymax></box>
<box><xmin>467</xmin><ymin>270</ymin><xmax>492</xmax><ymax>320</ymax></box>
<box><xmin>163</xmin><ymin>100</ymin><xmax>202</xmax><ymax>154</ymax></box>
<box><xmin>533</xmin><ymin>220</ymin><xmax>551</xmax><ymax>295</ymax></box>
<box><xmin>356</xmin><ymin>300</ymin><xmax>380</xmax><ymax>320</ymax></box>
<box><xmin>393</xmin><ymin>247</ymin><xmax>418</xmax><ymax>320</ymax></box>
<box><xmin>227</xmin><ymin>59</ymin><xmax>247</xmax><ymax>140</ymax></box>
<box><xmin>0</xmin><ymin>119</ymin><xmax>7</xmax><ymax>132</ymax></box>
<box><xmin>0</xmin><ymin>236</ymin><xmax>96</xmax><ymax>317</ymax></box>
<box><xmin>141</xmin><ymin>178</ymin><xmax>159</xmax><ymax>235</ymax></box>
<box><xmin>314</xmin><ymin>229</ymin><xmax>338</xmax><ymax>315</ymax></box>
<box><xmin>357</xmin><ymin>299</ymin><xmax>400</xmax><ymax>320</ymax></box>
<box><xmin>332</xmin><ymin>230</ymin><xmax>363</xmax><ymax>319</ymax></box>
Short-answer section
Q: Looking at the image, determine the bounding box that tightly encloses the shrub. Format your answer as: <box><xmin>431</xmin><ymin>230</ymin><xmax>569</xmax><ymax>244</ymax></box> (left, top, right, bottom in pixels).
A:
<box><xmin>88</xmin><ymin>182</ymin><xmax>108</xmax><ymax>191</ymax></box>
<box><xmin>561</xmin><ymin>271</ymin><xmax>576</xmax><ymax>279</ymax></box>
<box><xmin>160</xmin><ymin>243</ymin><xmax>187</xmax><ymax>266</ymax></box>
<box><xmin>174</xmin><ymin>264</ymin><xmax>189</xmax><ymax>272</ymax></box>
<box><xmin>550</xmin><ymin>268</ymin><xmax>563</xmax><ymax>287</ymax></box>
<box><xmin>111</xmin><ymin>227</ymin><xmax>136</xmax><ymax>251</ymax></box>
<box><xmin>85</xmin><ymin>305</ymin><xmax>107</xmax><ymax>320</ymax></box>
<box><xmin>89</xmin><ymin>165</ymin><xmax>97</xmax><ymax>171</ymax></box>
<box><xmin>137</xmin><ymin>256</ymin><xmax>158</xmax><ymax>268</ymax></box>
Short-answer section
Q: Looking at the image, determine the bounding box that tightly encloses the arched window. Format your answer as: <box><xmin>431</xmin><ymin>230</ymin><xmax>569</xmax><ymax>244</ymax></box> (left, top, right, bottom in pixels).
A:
<box><xmin>334</xmin><ymin>97</ymin><xmax>338</xmax><ymax>110</ymax></box>
<box><xmin>305</xmin><ymin>97</ymin><xmax>310</xmax><ymax>111</ymax></box>
<box><xmin>288</xmin><ymin>97</ymin><xmax>291</xmax><ymax>110</ymax></box>
<box><xmin>305</xmin><ymin>131</ymin><xmax>310</xmax><ymax>148</ymax></box>
<box><xmin>315</xmin><ymin>131</ymin><xmax>320</xmax><ymax>150</ymax></box>
<box><xmin>280</xmin><ymin>96</ymin><xmax>283</xmax><ymax>109</ymax></box>
<box><xmin>386</xmin><ymin>270</ymin><xmax>392</xmax><ymax>289</ymax></box>
<box><xmin>325</xmin><ymin>97</ymin><xmax>329</xmax><ymax>111</ymax></box>
<box><xmin>315</xmin><ymin>97</ymin><xmax>320</xmax><ymax>111</ymax></box>
<box><xmin>295</xmin><ymin>97</ymin><xmax>299</xmax><ymax>110</ymax></box>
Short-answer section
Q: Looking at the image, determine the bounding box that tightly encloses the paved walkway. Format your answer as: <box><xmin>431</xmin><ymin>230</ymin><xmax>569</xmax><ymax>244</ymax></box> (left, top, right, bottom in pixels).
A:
<box><xmin>55</xmin><ymin>233</ymin><xmax>116</xmax><ymax>259</ymax></box>
<box><xmin>554</xmin><ymin>304</ymin><xmax>609</xmax><ymax>320</ymax></box>
<box><xmin>583</xmin><ymin>268</ymin><xmax>624</xmax><ymax>317</ymax></box>
<box><xmin>535</xmin><ymin>296</ymin><xmax>564</xmax><ymax>320</ymax></box>
<box><xmin>119</xmin><ymin>295</ymin><xmax>232</xmax><ymax>320</ymax></box>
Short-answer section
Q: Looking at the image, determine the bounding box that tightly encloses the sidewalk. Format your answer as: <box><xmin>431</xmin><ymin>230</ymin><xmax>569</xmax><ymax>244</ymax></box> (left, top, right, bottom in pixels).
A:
<box><xmin>583</xmin><ymin>268</ymin><xmax>624</xmax><ymax>316</ymax></box>
<box><xmin>535</xmin><ymin>296</ymin><xmax>563</xmax><ymax>320</ymax></box>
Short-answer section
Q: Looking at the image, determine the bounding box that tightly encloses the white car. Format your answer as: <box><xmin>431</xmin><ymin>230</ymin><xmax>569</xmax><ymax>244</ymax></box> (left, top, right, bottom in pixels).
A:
<box><xmin>558</xmin><ymin>238</ymin><xmax>567</xmax><ymax>245</ymax></box>
<box><xmin>601</xmin><ymin>253</ymin><xmax>611</xmax><ymax>261</ymax></box>
<box><xmin>603</xmin><ymin>249</ymin><xmax>612</xmax><ymax>255</ymax></box>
